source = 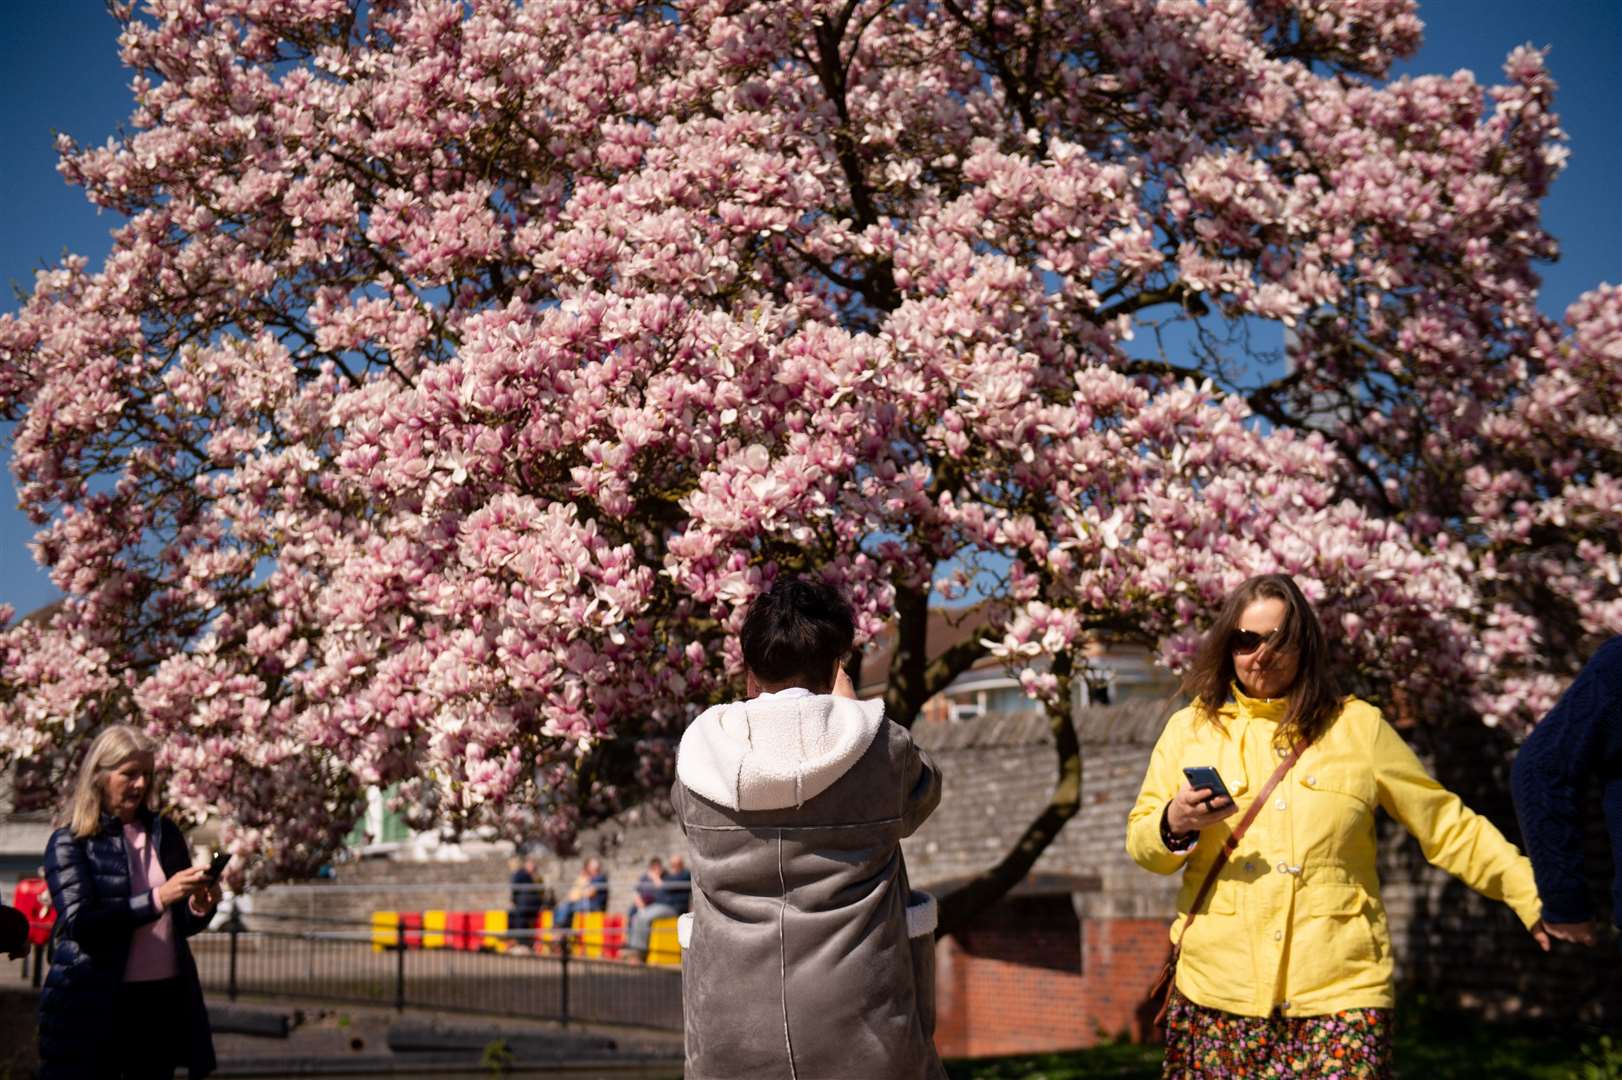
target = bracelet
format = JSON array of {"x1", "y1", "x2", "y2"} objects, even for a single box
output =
[{"x1": 1160, "y1": 804, "x2": 1197, "y2": 852}]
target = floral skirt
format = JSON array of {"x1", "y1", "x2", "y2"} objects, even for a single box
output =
[{"x1": 1163, "y1": 989, "x2": 1393, "y2": 1078}]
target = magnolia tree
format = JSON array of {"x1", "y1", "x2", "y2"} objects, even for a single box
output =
[{"x1": 1, "y1": 0, "x2": 1618, "y2": 930}]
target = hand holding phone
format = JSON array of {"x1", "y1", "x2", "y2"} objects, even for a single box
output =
[
  {"x1": 204, "y1": 851, "x2": 232, "y2": 882},
  {"x1": 1168, "y1": 766, "x2": 1239, "y2": 835}
]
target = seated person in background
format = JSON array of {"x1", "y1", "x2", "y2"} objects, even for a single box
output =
[
  {"x1": 659, "y1": 853, "x2": 691, "y2": 917},
  {"x1": 550, "y1": 856, "x2": 608, "y2": 939},
  {"x1": 629, "y1": 856, "x2": 663, "y2": 917},
  {"x1": 627, "y1": 855, "x2": 675, "y2": 961}
]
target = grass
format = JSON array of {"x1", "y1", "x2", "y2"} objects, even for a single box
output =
[
  {"x1": 946, "y1": 1039, "x2": 1160, "y2": 1080},
  {"x1": 1393, "y1": 994, "x2": 1617, "y2": 1080},
  {"x1": 945, "y1": 996, "x2": 1620, "y2": 1079}
]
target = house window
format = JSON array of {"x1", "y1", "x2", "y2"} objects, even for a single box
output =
[
  {"x1": 983, "y1": 686, "x2": 1040, "y2": 715},
  {"x1": 345, "y1": 785, "x2": 412, "y2": 848},
  {"x1": 947, "y1": 693, "x2": 985, "y2": 722}
]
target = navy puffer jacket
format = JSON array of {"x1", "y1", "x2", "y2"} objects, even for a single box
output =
[{"x1": 39, "y1": 810, "x2": 216, "y2": 1079}]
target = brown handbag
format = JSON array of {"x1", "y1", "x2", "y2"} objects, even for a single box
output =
[{"x1": 1148, "y1": 740, "x2": 1306, "y2": 1029}]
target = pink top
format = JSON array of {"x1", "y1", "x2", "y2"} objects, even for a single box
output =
[{"x1": 122, "y1": 821, "x2": 178, "y2": 982}]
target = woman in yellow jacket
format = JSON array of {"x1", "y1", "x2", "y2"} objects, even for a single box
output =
[{"x1": 1129, "y1": 573, "x2": 1550, "y2": 1077}]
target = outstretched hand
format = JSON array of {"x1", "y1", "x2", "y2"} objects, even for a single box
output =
[
  {"x1": 1541, "y1": 920, "x2": 1597, "y2": 947},
  {"x1": 1529, "y1": 920, "x2": 1552, "y2": 952}
]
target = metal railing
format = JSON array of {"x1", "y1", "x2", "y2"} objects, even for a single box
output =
[{"x1": 192, "y1": 911, "x2": 683, "y2": 1031}]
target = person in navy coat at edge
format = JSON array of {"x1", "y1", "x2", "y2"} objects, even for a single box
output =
[
  {"x1": 1512, "y1": 635, "x2": 1622, "y2": 947},
  {"x1": 39, "y1": 724, "x2": 223, "y2": 1079}
]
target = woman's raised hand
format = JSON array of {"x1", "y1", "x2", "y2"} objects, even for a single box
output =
[
  {"x1": 156, "y1": 866, "x2": 210, "y2": 909},
  {"x1": 1166, "y1": 782, "x2": 1239, "y2": 836}
]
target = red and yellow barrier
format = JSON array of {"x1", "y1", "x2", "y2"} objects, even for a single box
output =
[
  {"x1": 368, "y1": 906, "x2": 674, "y2": 964},
  {"x1": 422, "y1": 909, "x2": 448, "y2": 950},
  {"x1": 371, "y1": 911, "x2": 400, "y2": 951},
  {"x1": 482, "y1": 910, "x2": 508, "y2": 952},
  {"x1": 647, "y1": 916, "x2": 681, "y2": 966}
]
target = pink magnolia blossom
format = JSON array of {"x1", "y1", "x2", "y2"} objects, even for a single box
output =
[{"x1": 0, "y1": 0, "x2": 1616, "y2": 881}]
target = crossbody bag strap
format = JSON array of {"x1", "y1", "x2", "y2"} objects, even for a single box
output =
[{"x1": 1176, "y1": 739, "x2": 1306, "y2": 947}]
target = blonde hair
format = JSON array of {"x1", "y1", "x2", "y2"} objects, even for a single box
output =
[{"x1": 64, "y1": 725, "x2": 159, "y2": 839}]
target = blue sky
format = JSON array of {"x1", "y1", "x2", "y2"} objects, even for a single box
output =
[{"x1": 1, "y1": 1, "x2": 1618, "y2": 618}]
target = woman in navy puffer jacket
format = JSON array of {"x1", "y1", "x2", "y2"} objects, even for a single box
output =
[{"x1": 40, "y1": 725, "x2": 221, "y2": 1079}]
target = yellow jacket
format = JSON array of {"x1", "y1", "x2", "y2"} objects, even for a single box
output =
[{"x1": 1127, "y1": 687, "x2": 1541, "y2": 1017}]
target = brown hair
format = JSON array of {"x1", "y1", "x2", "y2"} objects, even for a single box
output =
[
  {"x1": 62, "y1": 725, "x2": 159, "y2": 839},
  {"x1": 1180, "y1": 573, "x2": 1344, "y2": 747}
]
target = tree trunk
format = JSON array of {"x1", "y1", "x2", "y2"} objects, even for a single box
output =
[
  {"x1": 877, "y1": 589, "x2": 1088, "y2": 937},
  {"x1": 934, "y1": 652, "x2": 1082, "y2": 938}
]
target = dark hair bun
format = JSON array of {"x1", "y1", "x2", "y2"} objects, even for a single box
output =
[{"x1": 740, "y1": 577, "x2": 856, "y2": 692}]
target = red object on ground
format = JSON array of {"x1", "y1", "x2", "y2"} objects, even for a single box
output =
[
  {"x1": 13, "y1": 877, "x2": 54, "y2": 947},
  {"x1": 399, "y1": 910, "x2": 423, "y2": 949}
]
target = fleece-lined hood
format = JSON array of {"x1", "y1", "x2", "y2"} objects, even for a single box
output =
[{"x1": 676, "y1": 693, "x2": 887, "y2": 811}]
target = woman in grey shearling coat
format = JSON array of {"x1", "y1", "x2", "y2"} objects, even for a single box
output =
[{"x1": 673, "y1": 689, "x2": 944, "y2": 1080}]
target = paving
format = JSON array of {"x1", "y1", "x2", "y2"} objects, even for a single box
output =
[{"x1": 209, "y1": 998, "x2": 684, "y2": 1077}]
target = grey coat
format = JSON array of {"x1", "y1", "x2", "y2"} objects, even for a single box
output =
[{"x1": 673, "y1": 692, "x2": 945, "y2": 1080}]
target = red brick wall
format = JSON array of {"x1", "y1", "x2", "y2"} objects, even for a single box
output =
[
  {"x1": 954, "y1": 894, "x2": 1082, "y2": 972},
  {"x1": 934, "y1": 929, "x2": 1090, "y2": 1059},
  {"x1": 1080, "y1": 917, "x2": 1172, "y2": 1044},
  {"x1": 931, "y1": 900, "x2": 1172, "y2": 1059}
]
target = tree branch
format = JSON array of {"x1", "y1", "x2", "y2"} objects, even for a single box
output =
[
  {"x1": 1092, "y1": 282, "x2": 1207, "y2": 324},
  {"x1": 810, "y1": 11, "x2": 901, "y2": 312},
  {"x1": 938, "y1": 0, "x2": 1045, "y2": 153},
  {"x1": 921, "y1": 634, "x2": 989, "y2": 703},
  {"x1": 1243, "y1": 366, "x2": 1400, "y2": 517}
]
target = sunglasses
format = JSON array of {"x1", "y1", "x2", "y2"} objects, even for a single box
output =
[{"x1": 1229, "y1": 628, "x2": 1286, "y2": 656}]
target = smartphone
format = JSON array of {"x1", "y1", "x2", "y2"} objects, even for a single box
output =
[
  {"x1": 204, "y1": 851, "x2": 232, "y2": 881},
  {"x1": 1181, "y1": 766, "x2": 1233, "y2": 803}
]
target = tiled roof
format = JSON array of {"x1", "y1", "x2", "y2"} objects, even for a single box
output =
[{"x1": 911, "y1": 695, "x2": 1179, "y2": 752}]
